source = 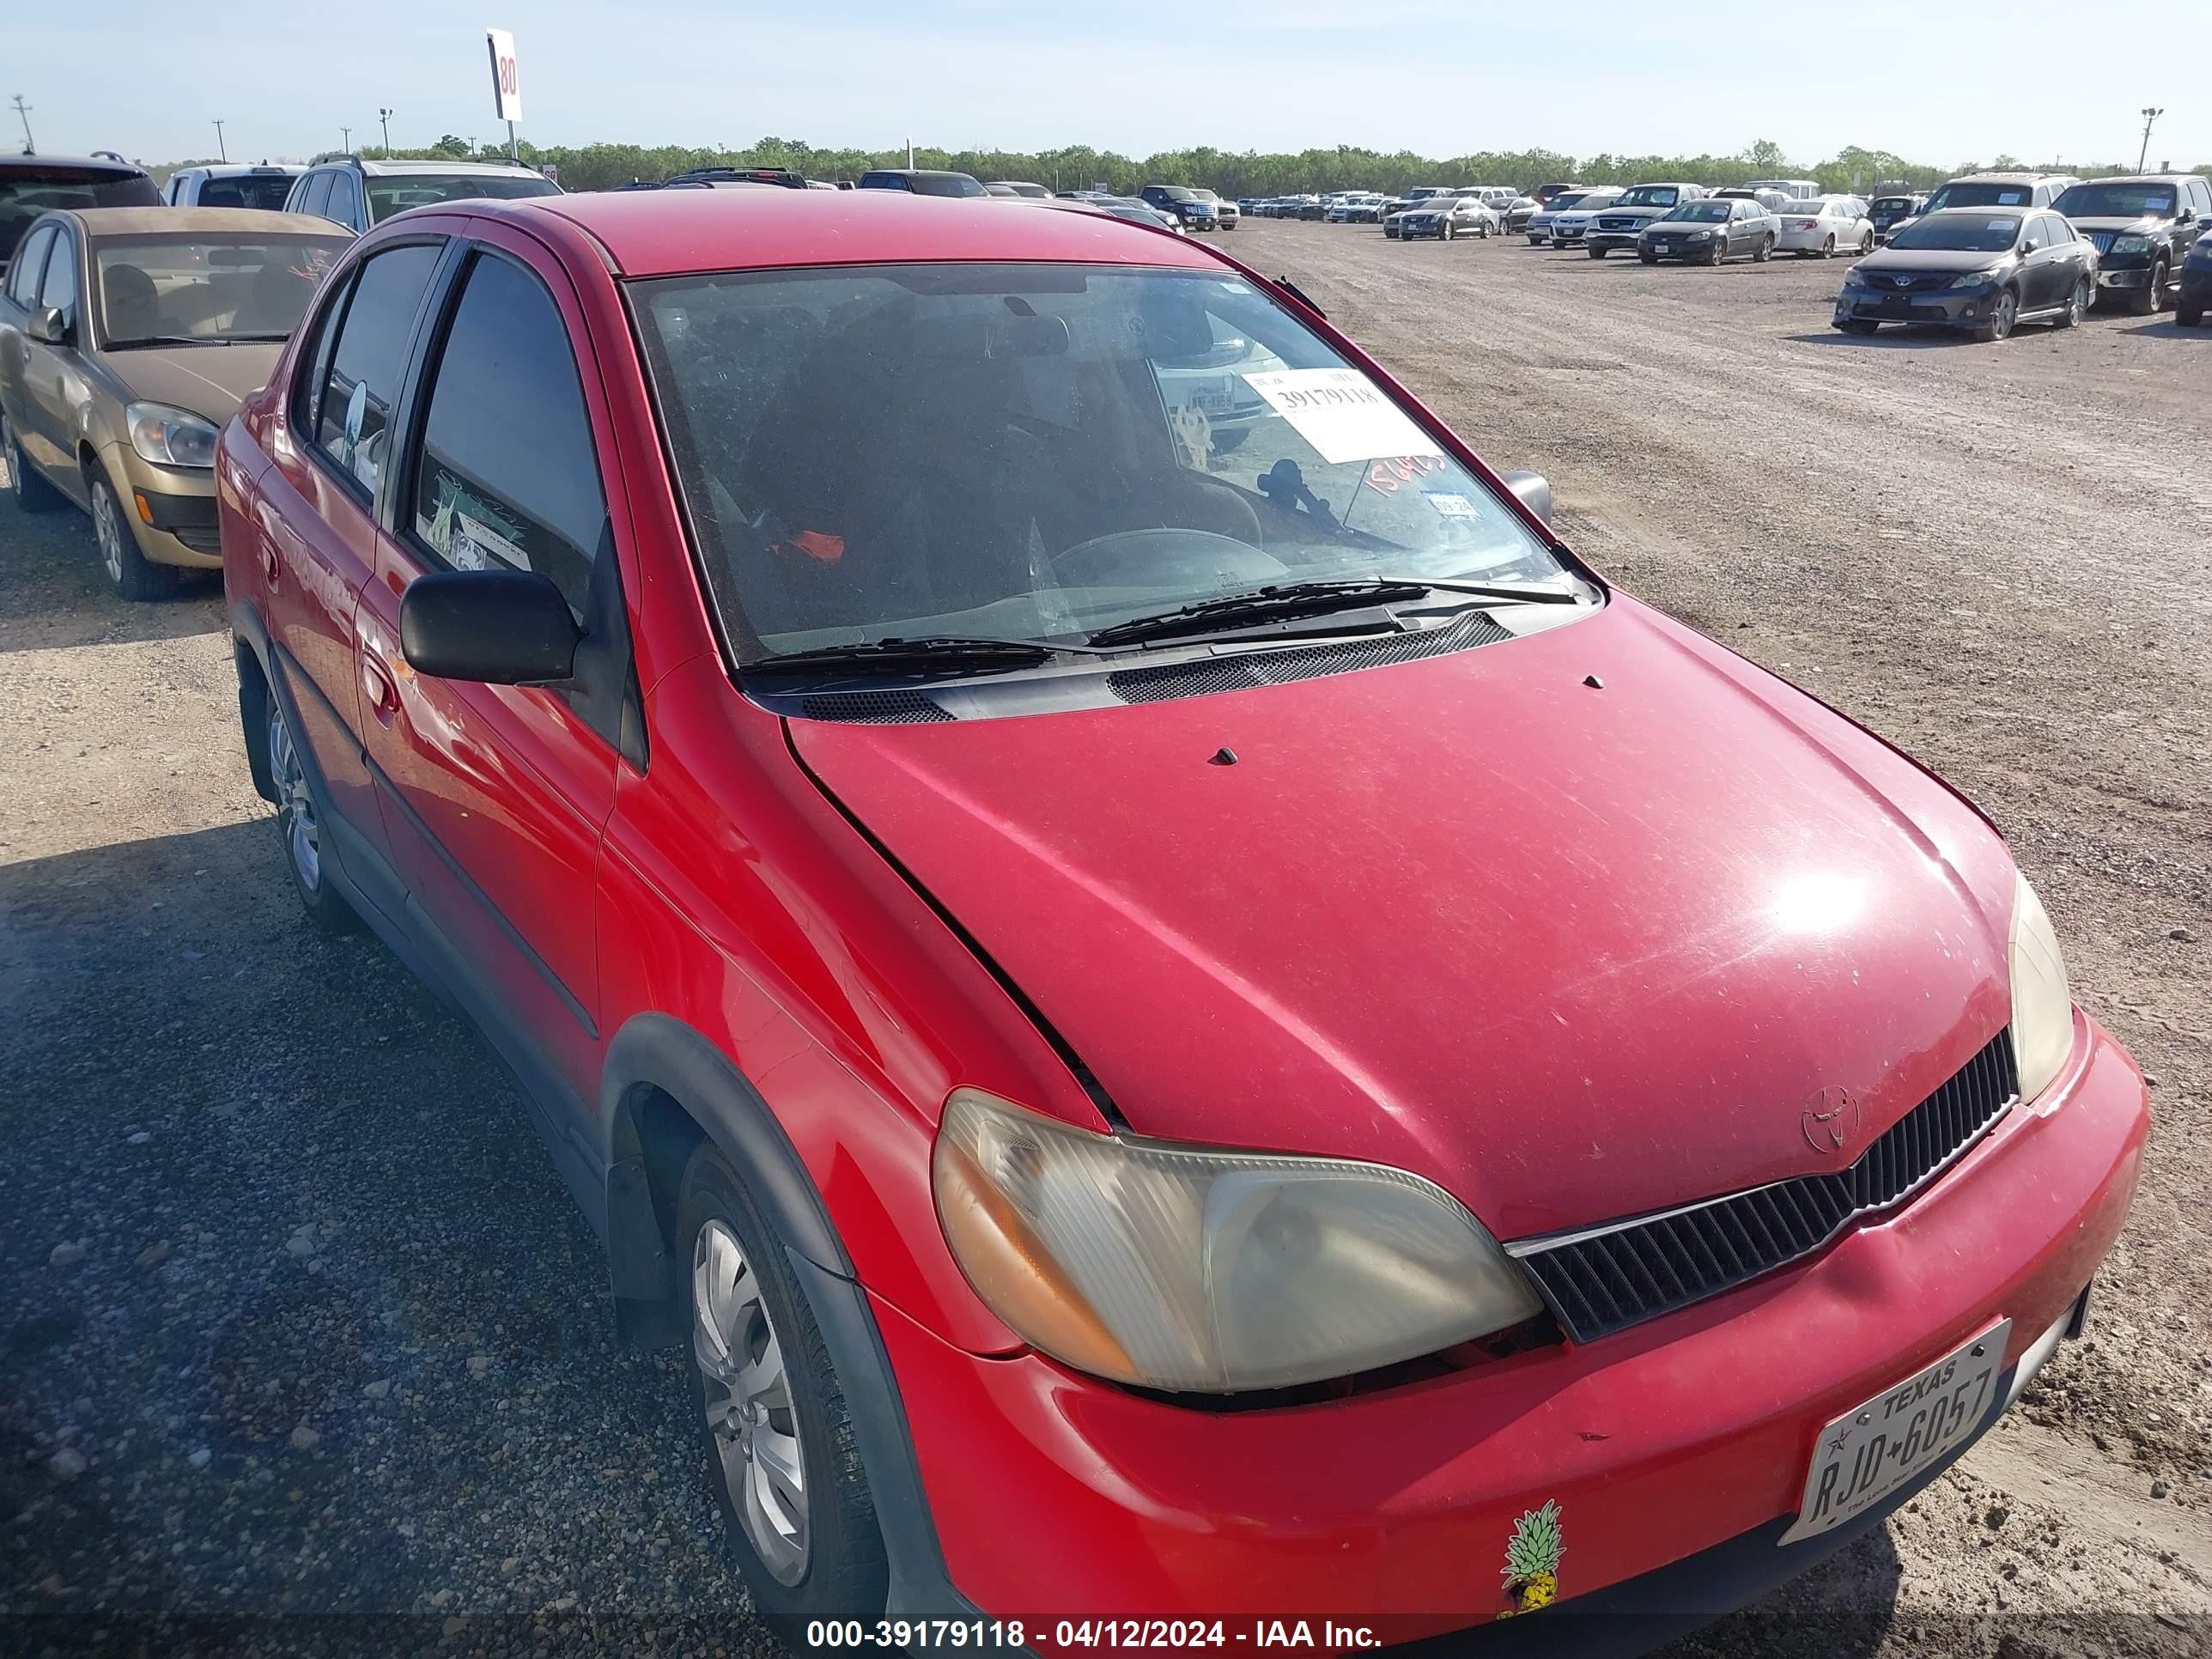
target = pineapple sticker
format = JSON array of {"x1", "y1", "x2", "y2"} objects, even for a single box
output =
[{"x1": 1498, "y1": 1500, "x2": 1565, "y2": 1618}]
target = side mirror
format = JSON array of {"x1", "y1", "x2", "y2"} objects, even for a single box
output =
[
  {"x1": 1501, "y1": 469, "x2": 1553, "y2": 526},
  {"x1": 2021, "y1": 237, "x2": 2040, "y2": 253},
  {"x1": 27, "y1": 306, "x2": 67, "y2": 345},
  {"x1": 399, "y1": 568, "x2": 580, "y2": 684}
]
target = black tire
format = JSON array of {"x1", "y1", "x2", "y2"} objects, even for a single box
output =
[
  {"x1": 1837, "y1": 318, "x2": 1881, "y2": 335},
  {"x1": 1972, "y1": 286, "x2": 2020, "y2": 343},
  {"x1": 2179, "y1": 301, "x2": 2203, "y2": 327},
  {"x1": 1639, "y1": 250, "x2": 1658, "y2": 264},
  {"x1": 1707, "y1": 234, "x2": 1727, "y2": 267},
  {"x1": 259, "y1": 675, "x2": 359, "y2": 933},
  {"x1": 1820, "y1": 234, "x2": 1836, "y2": 259},
  {"x1": 1755, "y1": 234, "x2": 1775, "y2": 263},
  {"x1": 680, "y1": 1140, "x2": 888, "y2": 1644},
  {"x1": 88, "y1": 470, "x2": 179, "y2": 601},
  {"x1": 1588, "y1": 245, "x2": 1607, "y2": 259},
  {"x1": 4, "y1": 416, "x2": 66, "y2": 513},
  {"x1": 2130, "y1": 260, "x2": 2169, "y2": 317},
  {"x1": 2057, "y1": 275, "x2": 2090, "y2": 330}
]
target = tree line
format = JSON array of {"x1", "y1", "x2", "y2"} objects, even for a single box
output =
[{"x1": 150, "y1": 136, "x2": 2208, "y2": 197}]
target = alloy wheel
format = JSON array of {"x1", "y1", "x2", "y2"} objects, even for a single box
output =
[
  {"x1": 91, "y1": 479, "x2": 127, "y2": 586},
  {"x1": 2150, "y1": 262, "x2": 2170, "y2": 312},
  {"x1": 2066, "y1": 277, "x2": 2090, "y2": 327},
  {"x1": 693, "y1": 1218, "x2": 810, "y2": 1585},
  {"x1": 266, "y1": 696, "x2": 322, "y2": 892},
  {"x1": 1989, "y1": 289, "x2": 2018, "y2": 340}
]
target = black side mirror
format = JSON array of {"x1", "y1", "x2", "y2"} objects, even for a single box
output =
[
  {"x1": 400, "y1": 568, "x2": 580, "y2": 684},
  {"x1": 27, "y1": 306, "x2": 67, "y2": 345},
  {"x1": 1502, "y1": 469, "x2": 1553, "y2": 526}
]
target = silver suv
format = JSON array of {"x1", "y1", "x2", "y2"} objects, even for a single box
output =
[{"x1": 281, "y1": 156, "x2": 562, "y2": 235}]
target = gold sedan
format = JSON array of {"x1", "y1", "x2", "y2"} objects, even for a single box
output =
[{"x1": 0, "y1": 206, "x2": 346, "y2": 599}]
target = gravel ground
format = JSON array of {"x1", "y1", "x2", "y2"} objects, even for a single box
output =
[{"x1": 3, "y1": 223, "x2": 2209, "y2": 1657}]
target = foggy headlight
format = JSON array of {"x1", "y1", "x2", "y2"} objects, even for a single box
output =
[
  {"x1": 1948, "y1": 269, "x2": 2000, "y2": 289},
  {"x1": 933, "y1": 1089, "x2": 1544, "y2": 1392},
  {"x1": 2109, "y1": 234, "x2": 2149, "y2": 254},
  {"x1": 2008, "y1": 872, "x2": 2075, "y2": 1108},
  {"x1": 126, "y1": 404, "x2": 220, "y2": 469},
  {"x1": 1686, "y1": 230, "x2": 1712, "y2": 240}
]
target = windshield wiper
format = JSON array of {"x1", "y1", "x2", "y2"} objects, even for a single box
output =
[
  {"x1": 1087, "y1": 577, "x2": 1578, "y2": 648},
  {"x1": 744, "y1": 635, "x2": 1055, "y2": 677},
  {"x1": 106, "y1": 334, "x2": 228, "y2": 349}
]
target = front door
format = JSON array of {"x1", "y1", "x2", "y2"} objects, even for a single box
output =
[
  {"x1": 353, "y1": 235, "x2": 629, "y2": 1125},
  {"x1": 19, "y1": 223, "x2": 84, "y2": 479}
]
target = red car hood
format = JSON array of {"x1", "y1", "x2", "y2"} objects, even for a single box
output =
[{"x1": 791, "y1": 597, "x2": 2018, "y2": 1239}]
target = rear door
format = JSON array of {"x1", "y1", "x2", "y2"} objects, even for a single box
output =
[
  {"x1": 255, "y1": 234, "x2": 449, "y2": 912},
  {"x1": 19, "y1": 222, "x2": 84, "y2": 480},
  {"x1": 353, "y1": 227, "x2": 634, "y2": 1123},
  {"x1": 0, "y1": 222, "x2": 58, "y2": 452}
]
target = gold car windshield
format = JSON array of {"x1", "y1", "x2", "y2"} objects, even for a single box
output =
[{"x1": 94, "y1": 234, "x2": 348, "y2": 348}]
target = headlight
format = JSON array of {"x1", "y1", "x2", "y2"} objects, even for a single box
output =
[
  {"x1": 2008, "y1": 872, "x2": 2074, "y2": 1108},
  {"x1": 125, "y1": 403, "x2": 220, "y2": 469},
  {"x1": 933, "y1": 1089, "x2": 1544, "y2": 1392},
  {"x1": 1948, "y1": 269, "x2": 2000, "y2": 289},
  {"x1": 1687, "y1": 230, "x2": 1711, "y2": 240},
  {"x1": 2110, "y1": 234, "x2": 2149, "y2": 254}
]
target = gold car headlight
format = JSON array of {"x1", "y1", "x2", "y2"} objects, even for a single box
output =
[
  {"x1": 126, "y1": 403, "x2": 221, "y2": 470},
  {"x1": 933, "y1": 1089, "x2": 1543, "y2": 1393},
  {"x1": 2008, "y1": 872, "x2": 2075, "y2": 1108}
]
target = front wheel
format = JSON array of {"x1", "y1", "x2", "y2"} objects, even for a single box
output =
[
  {"x1": 1755, "y1": 234, "x2": 1775, "y2": 263},
  {"x1": 2057, "y1": 275, "x2": 2090, "y2": 328},
  {"x1": 2179, "y1": 299, "x2": 2204, "y2": 327},
  {"x1": 1820, "y1": 234, "x2": 1836, "y2": 259},
  {"x1": 1860, "y1": 231, "x2": 1874, "y2": 253},
  {"x1": 89, "y1": 472, "x2": 179, "y2": 601},
  {"x1": 1837, "y1": 318, "x2": 1881, "y2": 335},
  {"x1": 1972, "y1": 286, "x2": 2019, "y2": 343},
  {"x1": 682, "y1": 1141, "x2": 889, "y2": 1645},
  {"x1": 1589, "y1": 245, "x2": 1607, "y2": 259},
  {"x1": 264, "y1": 681, "x2": 357, "y2": 931},
  {"x1": 1707, "y1": 234, "x2": 1726, "y2": 266},
  {"x1": 1441, "y1": 221, "x2": 1455, "y2": 241},
  {"x1": 2130, "y1": 260, "x2": 2170, "y2": 316},
  {"x1": 1639, "y1": 250, "x2": 1659, "y2": 264}
]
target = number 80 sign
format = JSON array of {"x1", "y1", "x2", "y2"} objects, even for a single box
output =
[{"x1": 486, "y1": 27, "x2": 523, "y2": 122}]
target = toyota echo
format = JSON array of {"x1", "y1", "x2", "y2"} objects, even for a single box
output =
[{"x1": 216, "y1": 187, "x2": 2146, "y2": 1653}]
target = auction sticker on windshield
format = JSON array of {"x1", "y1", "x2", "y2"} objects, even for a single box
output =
[
  {"x1": 1779, "y1": 1319, "x2": 2010, "y2": 1546},
  {"x1": 1240, "y1": 368, "x2": 1443, "y2": 465}
]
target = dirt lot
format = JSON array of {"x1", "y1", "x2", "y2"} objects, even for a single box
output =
[{"x1": 3, "y1": 222, "x2": 2208, "y2": 1657}]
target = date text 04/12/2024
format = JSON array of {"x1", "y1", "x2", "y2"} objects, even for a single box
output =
[{"x1": 804, "y1": 1621, "x2": 1386, "y2": 1650}]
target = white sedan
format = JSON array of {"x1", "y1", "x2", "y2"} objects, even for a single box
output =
[{"x1": 1777, "y1": 196, "x2": 1874, "y2": 258}]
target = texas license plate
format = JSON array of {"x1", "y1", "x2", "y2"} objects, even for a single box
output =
[{"x1": 1780, "y1": 1319, "x2": 2009, "y2": 1546}]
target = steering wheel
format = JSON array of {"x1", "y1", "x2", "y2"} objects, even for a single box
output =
[{"x1": 1049, "y1": 528, "x2": 1286, "y2": 589}]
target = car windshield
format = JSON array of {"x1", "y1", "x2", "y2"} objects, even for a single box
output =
[
  {"x1": 93, "y1": 233, "x2": 348, "y2": 345},
  {"x1": 1156, "y1": 187, "x2": 1196, "y2": 202},
  {"x1": 0, "y1": 167, "x2": 161, "y2": 263},
  {"x1": 1886, "y1": 214, "x2": 2021, "y2": 252},
  {"x1": 2051, "y1": 182, "x2": 2177, "y2": 218},
  {"x1": 1662, "y1": 203, "x2": 1732, "y2": 223},
  {"x1": 1614, "y1": 186, "x2": 1680, "y2": 209},
  {"x1": 1540, "y1": 194, "x2": 1586, "y2": 212},
  {"x1": 366, "y1": 173, "x2": 560, "y2": 222},
  {"x1": 1873, "y1": 198, "x2": 1914, "y2": 213},
  {"x1": 196, "y1": 173, "x2": 296, "y2": 210},
  {"x1": 1923, "y1": 181, "x2": 2033, "y2": 211},
  {"x1": 633, "y1": 262, "x2": 1572, "y2": 660}
]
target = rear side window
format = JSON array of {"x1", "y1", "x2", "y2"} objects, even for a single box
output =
[
  {"x1": 39, "y1": 233, "x2": 77, "y2": 329},
  {"x1": 2189, "y1": 179, "x2": 2212, "y2": 216},
  {"x1": 7, "y1": 223, "x2": 54, "y2": 304},
  {"x1": 295, "y1": 172, "x2": 333, "y2": 221},
  {"x1": 328, "y1": 172, "x2": 365, "y2": 230},
  {"x1": 408, "y1": 252, "x2": 606, "y2": 617},
  {"x1": 313, "y1": 242, "x2": 441, "y2": 495}
]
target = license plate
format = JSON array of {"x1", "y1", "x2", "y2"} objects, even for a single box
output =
[
  {"x1": 1191, "y1": 380, "x2": 1233, "y2": 414},
  {"x1": 1780, "y1": 1319, "x2": 2009, "y2": 1546}
]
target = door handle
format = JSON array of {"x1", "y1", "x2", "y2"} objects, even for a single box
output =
[
  {"x1": 260, "y1": 536, "x2": 282, "y2": 588},
  {"x1": 362, "y1": 652, "x2": 400, "y2": 722}
]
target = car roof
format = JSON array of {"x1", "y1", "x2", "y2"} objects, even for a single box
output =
[
  {"x1": 347, "y1": 158, "x2": 547, "y2": 178},
  {"x1": 2072, "y1": 173, "x2": 2194, "y2": 186},
  {"x1": 1921, "y1": 205, "x2": 2026, "y2": 217},
  {"x1": 1945, "y1": 171, "x2": 2065, "y2": 183},
  {"x1": 62, "y1": 206, "x2": 351, "y2": 237},
  {"x1": 0, "y1": 152, "x2": 147, "y2": 177},
  {"x1": 184, "y1": 163, "x2": 303, "y2": 176},
  {"x1": 489, "y1": 189, "x2": 1223, "y2": 279}
]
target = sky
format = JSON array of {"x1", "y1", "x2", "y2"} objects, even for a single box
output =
[{"x1": 12, "y1": 1, "x2": 2210, "y2": 172}]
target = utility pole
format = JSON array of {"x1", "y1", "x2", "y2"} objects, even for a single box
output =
[
  {"x1": 212, "y1": 119, "x2": 227, "y2": 162},
  {"x1": 341, "y1": 125, "x2": 351, "y2": 154},
  {"x1": 9, "y1": 94, "x2": 31, "y2": 155},
  {"x1": 907, "y1": 137, "x2": 915, "y2": 169},
  {"x1": 2137, "y1": 108, "x2": 2163, "y2": 174},
  {"x1": 379, "y1": 106, "x2": 394, "y2": 155}
]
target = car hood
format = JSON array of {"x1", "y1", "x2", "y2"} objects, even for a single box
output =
[
  {"x1": 790, "y1": 597, "x2": 2018, "y2": 1241},
  {"x1": 1591, "y1": 204, "x2": 1671, "y2": 221},
  {"x1": 1644, "y1": 220, "x2": 1723, "y2": 233},
  {"x1": 1853, "y1": 247, "x2": 2014, "y2": 275},
  {"x1": 2063, "y1": 215, "x2": 2167, "y2": 235},
  {"x1": 102, "y1": 343, "x2": 282, "y2": 422}
]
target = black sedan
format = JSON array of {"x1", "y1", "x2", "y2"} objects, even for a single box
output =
[
  {"x1": 1638, "y1": 199, "x2": 1778, "y2": 264},
  {"x1": 1832, "y1": 207, "x2": 2097, "y2": 342}
]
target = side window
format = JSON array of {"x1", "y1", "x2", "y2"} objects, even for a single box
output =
[
  {"x1": 328, "y1": 172, "x2": 363, "y2": 230},
  {"x1": 289, "y1": 270, "x2": 351, "y2": 437},
  {"x1": 313, "y1": 242, "x2": 441, "y2": 496},
  {"x1": 2189, "y1": 179, "x2": 2212, "y2": 216},
  {"x1": 408, "y1": 252, "x2": 607, "y2": 618},
  {"x1": 39, "y1": 233, "x2": 78, "y2": 331},
  {"x1": 298, "y1": 172, "x2": 333, "y2": 221},
  {"x1": 7, "y1": 225, "x2": 54, "y2": 306}
]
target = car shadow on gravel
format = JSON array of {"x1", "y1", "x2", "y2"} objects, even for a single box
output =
[
  {"x1": 1784, "y1": 330, "x2": 1972, "y2": 350},
  {"x1": 2118, "y1": 320, "x2": 2212, "y2": 342}
]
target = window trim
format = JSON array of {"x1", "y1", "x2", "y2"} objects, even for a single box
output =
[
  {"x1": 391, "y1": 243, "x2": 610, "y2": 610},
  {"x1": 290, "y1": 234, "x2": 453, "y2": 516},
  {"x1": 38, "y1": 225, "x2": 81, "y2": 330}
]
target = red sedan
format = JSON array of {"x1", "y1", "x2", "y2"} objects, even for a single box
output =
[{"x1": 217, "y1": 188, "x2": 2146, "y2": 1648}]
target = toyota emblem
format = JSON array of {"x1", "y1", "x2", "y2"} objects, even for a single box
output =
[{"x1": 1802, "y1": 1087, "x2": 1863, "y2": 1156}]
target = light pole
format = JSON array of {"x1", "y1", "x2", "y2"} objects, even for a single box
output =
[
  {"x1": 341, "y1": 125, "x2": 351, "y2": 154},
  {"x1": 212, "y1": 118, "x2": 227, "y2": 162},
  {"x1": 9, "y1": 94, "x2": 32, "y2": 155},
  {"x1": 2137, "y1": 108, "x2": 2163, "y2": 174},
  {"x1": 379, "y1": 107, "x2": 394, "y2": 155}
]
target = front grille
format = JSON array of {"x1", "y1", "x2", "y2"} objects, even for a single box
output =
[
  {"x1": 2088, "y1": 232, "x2": 2115, "y2": 253},
  {"x1": 1107, "y1": 612, "x2": 1511, "y2": 705},
  {"x1": 1512, "y1": 1033, "x2": 2020, "y2": 1344},
  {"x1": 1596, "y1": 216, "x2": 1639, "y2": 232}
]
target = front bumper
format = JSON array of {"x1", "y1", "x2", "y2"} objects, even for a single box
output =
[
  {"x1": 1550, "y1": 225, "x2": 1589, "y2": 244},
  {"x1": 1640, "y1": 236, "x2": 1717, "y2": 260},
  {"x1": 881, "y1": 1015, "x2": 2146, "y2": 1636},
  {"x1": 1834, "y1": 280, "x2": 2001, "y2": 328},
  {"x1": 1586, "y1": 231, "x2": 1644, "y2": 252},
  {"x1": 109, "y1": 447, "x2": 222, "y2": 568},
  {"x1": 2095, "y1": 263, "x2": 2151, "y2": 289}
]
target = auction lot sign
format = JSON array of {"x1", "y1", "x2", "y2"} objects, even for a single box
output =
[{"x1": 486, "y1": 27, "x2": 522, "y2": 122}]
